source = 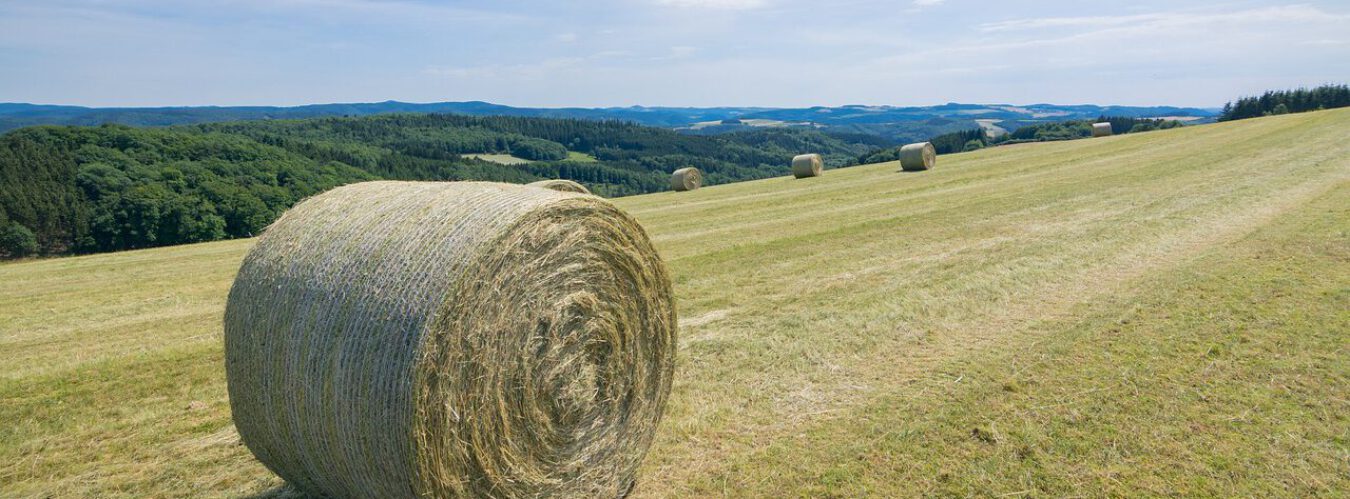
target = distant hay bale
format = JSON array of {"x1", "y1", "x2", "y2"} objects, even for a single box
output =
[
  {"x1": 528, "y1": 178, "x2": 591, "y2": 194},
  {"x1": 898, "y1": 142, "x2": 936, "y2": 171},
  {"x1": 670, "y1": 167, "x2": 702, "y2": 192},
  {"x1": 224, "y1": 181, "x2": 676, "y2": 498},
  {"x1": 1092, "y1": 122, "x2": 1113, "y2": 137},
  {"x1": 791, "y1": 153, "x2": 823, "y2": 178}
]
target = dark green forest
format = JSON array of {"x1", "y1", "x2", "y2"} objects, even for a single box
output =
[
  {"x1": 0, "y1": 114, "x2": 882, "y2": 257},
  {"x1": 1218, "y1": 84, "x2": 1350, "y2": 121}
]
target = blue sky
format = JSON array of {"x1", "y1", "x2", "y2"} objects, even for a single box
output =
[{"x1": 1, "y1": 0, "x2": 1347, "y2": 108}]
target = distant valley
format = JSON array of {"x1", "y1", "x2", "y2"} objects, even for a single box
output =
[{"x1": 0, "y1": 100, "x2": 1219, "y2": 143}]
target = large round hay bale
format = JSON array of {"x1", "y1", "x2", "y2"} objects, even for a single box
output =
[
  {"x1": 1092, "y1": 122, "x2": 1113, "y2": 137},
  {"x1": 670, "y1": 167, "x2": 702, "y2": 192},
  {"x1": 528, "y1": 178, "x2": 591, "y2": 194},
  {"x1": 898, "y1": 142, "x2": 936, "y2": 171},
  {"x1": 224, "y1": 181, "x2": 676, "y2": 498},
  {"x1": 791, "y1": 153, "x2": 823, "y2": 178}
]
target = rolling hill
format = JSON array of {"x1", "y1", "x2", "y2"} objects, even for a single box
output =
[
  {"x1": 0, "y1": 100, "x2": 1219, "y2": 142},
  {"x1": 0, "y1": 108, "x2": 1345, "y2": 496}
]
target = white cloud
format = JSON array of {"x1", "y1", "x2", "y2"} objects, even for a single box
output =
[
  {"x1": 1300, "y1": 39, "x2": 1347, "y2": 46},
  {"x1": 933, "y1": 64, "x2": 1011, "y2": 75},
  {"x1": 902, "y1": 4, "x2": 1350, "y2": 64},
  {"x1": 978, "y1": 14, "x2": 1163, "y2": 32},
  {"x1": 668, "y1": 46, "x2": 697, "y2": 58},
  {"x1": 912, "y1": 0, "x2": 946, "y2": 6},
  {"x1": 423, "y1": 50, "x2": 638, "y2": 82},
  {"x1": 592, "y1": 50, "x2": 634, "y2": 59},
  {"x1": 424, "y1": 57, "x2": 587, "y2": 80},
  {"x1": 979, "y1": 5, "x2": 1349, "y2": 33},
  {"x1": 844, "y1": 3, "x2": 1349, "y2": 106},
  {"x1": 654, "y1": 0, "x2": 768, "y2": 10}
]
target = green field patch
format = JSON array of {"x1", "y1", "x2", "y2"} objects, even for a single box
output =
[
  {"x1": 567, "y1": 151, "x2": 598, "y2": 162},
  {"x1": 461, "y1": 153, "x2": 533, "y2": 165}
]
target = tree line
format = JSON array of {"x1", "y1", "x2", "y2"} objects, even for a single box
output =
[{"x1": 1218, "y1": 84, "x2": 1350, "y2": 121}]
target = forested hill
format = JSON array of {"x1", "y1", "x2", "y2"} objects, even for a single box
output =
[
  {"x1": 1218, "y1": 84, "x2": 1350, "y2": 121},
  {"x1": 0, "y1": 101, "x2": 762, "y2": 132},
  {"x1": 0, "y1": 101, "x2": 1219, "y2": 141},
  {"x1": 0, "y1": 114, "x2": 885, "y2": 258}
]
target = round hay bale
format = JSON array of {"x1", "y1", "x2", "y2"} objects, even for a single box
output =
[
  {"x1": 527, "y1": 178, "x2": 591, "y2": 194},
  {"x1": 1092, "y1": 122, "x2": 1113, "y2": 137},
  {"x1": 670, "y1": 167, "x2": 702, "y2": 192},
  {"x1": 898, "y1": 142, "x2": 936, "y2": 171},
  {"x1": 791, "y1": 153, "x2": 823, "y2": 178},
  {"x1": 224, "y1": 181, "x2": 676, "y2": 498}
]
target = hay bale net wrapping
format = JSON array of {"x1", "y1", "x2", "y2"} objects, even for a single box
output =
[
  {"x1": 1092, "y1": 122, "x2": 1113, "y2": 137},
  {"x1": 527, "y1": 178, "x2": 591, "y2": 194},
  {"x1": 224, "y1": 181, "x2": 676, "y2": 498},
  {"x1": 670, "y1": 167, "x2": 702, "y2": 191},
  {"x1": 899, "y1": 142, "x2": 936, "y2": 171},
  {"x1": 791, "y1": 153, "x2": 823, "y2": 178}
]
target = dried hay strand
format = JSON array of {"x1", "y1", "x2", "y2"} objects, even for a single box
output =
[
  {"x1": 527, "y1": 178, "x2": 591, "y2": 194},
  {"x1": 224, "y1": 181, "x2": 676, "y2": 498},
  {"x1": 898, "y1": 142, "x2": 936, "y2": 171},
  {"x1": 1092, "y1": 122, "x2": 1113, "y2": 137},
  {"x1": 670, "y1": 167, "x2": 702, "y2": 192},
  {"x1": 791, "y1": 153, "x2": 823, "y2": 178}
]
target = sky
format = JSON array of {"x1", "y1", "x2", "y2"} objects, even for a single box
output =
[{"x1": 1, "y1": 0, "x2": 1347, "y2": 108}]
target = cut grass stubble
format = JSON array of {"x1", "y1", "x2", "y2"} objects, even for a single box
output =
[{"x1": 1, "y1": 109, "x2": 1347, "y2": 497}]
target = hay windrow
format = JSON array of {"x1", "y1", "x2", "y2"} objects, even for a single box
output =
[
  {"x1": 528, "y1": 179, "x2": 591, "y2": 194},
  {"x1": 791, "y1": 153, "x2": 823, "y2": 178},
  {"x1": 670, "y1": 167, "x2": 702, "y2": 192},
  {"x1": 899, "y1": 142, "x2": 936, "y2": 171},
  {"x1": 224, "y1": 181, "x2": 676, "y2": 498},
  {"x1": 1092, "y1": 122, "x2": 1113, "y2": 137}
]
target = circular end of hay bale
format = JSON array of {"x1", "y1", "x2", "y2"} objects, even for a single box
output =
[
  {"x1": 791, "y1": 153, "x2": 823, "y2": 179},
  {"x1": 898, "y1": 142, "x2": 936, "y2": 171},
  {"x1": 527, "y1": 178, "x2": 591, "y2": 194},
  {"x1": 1092, "y1": 122, "x2": 1113, "y2": 137},
  {"x1": 224, "y1": 181, "x2": 675, "y2": 498},
  {"x1": 670, "y1": 167, "x2": 702, "y2": 192}
]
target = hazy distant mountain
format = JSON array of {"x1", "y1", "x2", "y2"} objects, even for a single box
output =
[
  {"x1": 0, "y1": 101, "x2": 770, "y2": 131},
  {"x1": 0, "y1": 100, "x2": 1219, "y2": 142}
]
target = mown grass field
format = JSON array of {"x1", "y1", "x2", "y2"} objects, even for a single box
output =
[
  {"x1": 2, "y1": 109, "x2": 1347, "y2": 497},
  {"x1": 459, "y1": 153, "x2": 534, "y2": 165},
  {"x1": 460, "y1": 151, "x2": 598, "y2": 165}
]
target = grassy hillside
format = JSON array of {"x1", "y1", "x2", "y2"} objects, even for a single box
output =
[{"x1": 1, "y1": 109, "x2": 1346, "y2": 497}]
